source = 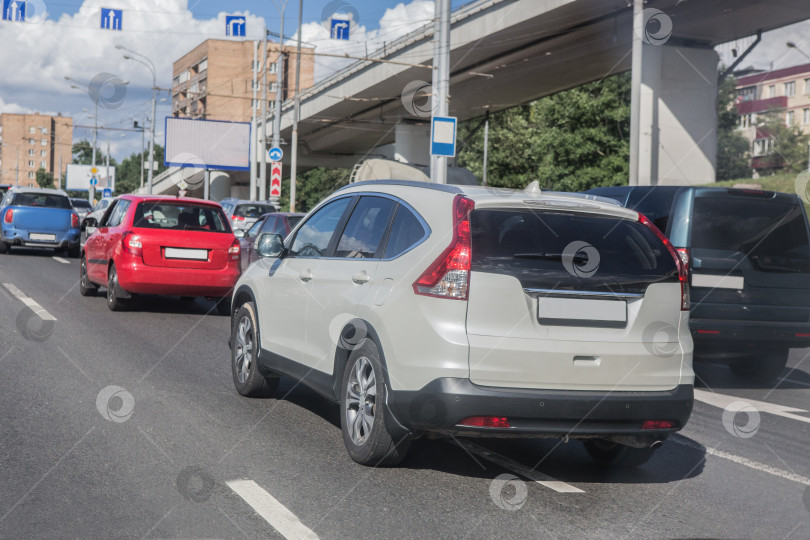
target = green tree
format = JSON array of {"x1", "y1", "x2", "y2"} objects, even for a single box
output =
[
  {"x1": 757, "y1": 111, "x2": 810, "y2": 173},
  {"x1": 458, "y1": 72, "x2": 631, "y2": 191},
  {"x1": 716, "y1": 76, "x2": 751, "y2": 179},
  {"x1": 279, "y1": 167, "x2": 350, "y2": 213},
  {"x1": 35, "y1": 168, "x2": 54, "y2": 189}
]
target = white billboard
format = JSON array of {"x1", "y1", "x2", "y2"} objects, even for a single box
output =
[
  {"x1": 164, "y1": 117, "x2": 251, "y2": 171},
  {"x1": 66, "y1": 164, "x2": 116, "y2": 192}
]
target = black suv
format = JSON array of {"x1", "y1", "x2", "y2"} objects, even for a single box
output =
[{"x1": 585, "y1": 185, "x2": 810, "y2": 382}]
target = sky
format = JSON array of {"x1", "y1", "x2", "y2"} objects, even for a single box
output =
[{"x1": 0, "y1": 0, "x2": 809, "y2": 163}]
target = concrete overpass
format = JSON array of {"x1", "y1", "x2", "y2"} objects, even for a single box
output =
[{"x1": 148, "y1": 0, "x2": 809, "y2": 198}]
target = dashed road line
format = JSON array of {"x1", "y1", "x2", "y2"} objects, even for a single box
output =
[
  {"x1": 2, "y1": 282, "x2": 56, "y2": 321},
  {"x1": 671, "y1": 435, "x2": 810, "y2": 486},
  {"x1": 52, "y1": 256, "x2": 70, "y2": 264},
  {"x1": 455, "y1": 440, "x2": 584, "y2": 493},
  {"x1": 226, "y1": 479, "x2": 319, "y2": 539},
  {"x1": 694, "y1": 389, "x2": 810, "y2": 426}
]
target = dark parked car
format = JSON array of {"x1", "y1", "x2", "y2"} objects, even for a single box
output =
[
  {"x1": 585, "y1": 185, "x2": 810, "y2": 381},
  {"x1": 235, "y1": 212, "x2": 304, "y2": 271}
]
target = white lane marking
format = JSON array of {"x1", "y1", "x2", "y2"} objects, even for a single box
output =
[
  {"x1": 456, "y1": 440, "x2": 584, "y2": 493},
  {"x1": 694, "y1": 389, "x2": 810, "y2": 426},
  {"x1": 671, "y1": 435, "x2": 810, "y2": 486},
  {"x1": 225, "y1": 479, "x2": 319, "y2": 540},
  {"x1": 2, "y1": 283, "x2": 57, "y2": 321},
  {"x1": 52, "y1": 256, "x2": 70, "y2": 264}
]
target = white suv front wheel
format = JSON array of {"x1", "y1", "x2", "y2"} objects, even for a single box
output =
[
  {"x1": 340, "y1": 340, "x2": 410, "y2": 466},
  {"x1": 231, "y1": 302, "x2": 279, "y2": 397}
]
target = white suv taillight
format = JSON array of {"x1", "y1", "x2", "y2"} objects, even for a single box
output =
[
  {"x1": 638, "y1": 213, "x2": 689, "y2": 311},
  {"x1": 413, "y1": 195, "x2": 474, "y2": 300}
]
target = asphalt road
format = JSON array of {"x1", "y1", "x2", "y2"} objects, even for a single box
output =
[{"x1": 1, "y1": 249, "x2": 809, "y2": 539}]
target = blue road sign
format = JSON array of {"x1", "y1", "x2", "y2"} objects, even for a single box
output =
[
  {"x1": 330, "y1": 18, "x2": 350, "y2": 40},
  {"x1": 89, "y1": 177, "x2": 98, "y2": 186},
  {"x1": 268, "y1": 146, "x2": 283, "y2": 162},
  {"x1": 102, "y1": 188, "x2": 112, "y2": 198},
  {"x1": 2, "y1": 0, "x2": 26, "y2": 21},
  {"x1": 225, "y1": 15, "x2": 246, "y2": 37},
  {"x1": 100, "y1": 8, "x2": 122, "y2": 30},
  {"x1": 431, "y1": 116, "x2": 457, "y2": 157}
]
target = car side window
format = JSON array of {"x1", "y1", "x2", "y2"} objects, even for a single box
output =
[
  {"x1": 259, "y1": 216, "x2": 277, "y2": 235},
  {"x1": 335, "y1": 196, "x2": 396, "y2": 259},
  {"x1": 290, "y1": 198, "x2": 352, "y2": 258},
  {"x1": 247, "y1": 218, "x2": 264, "y2": 238},
  {"x1": 383, "y1": 205, "x2": 427, "y2": 258},
  {"x1": 106, "y1": 200, "x2": 130, "y2": 227}
]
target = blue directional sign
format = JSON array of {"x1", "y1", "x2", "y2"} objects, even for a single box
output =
[
  {"x1": 102, "y1": 188, "x2": 112, "y2": 198},
  {"x1": 225, "y1": 15, "x2": 246, "y2": 37},
  {"x1": 330, "y1": 18, "x2": 350, "y2": 40},
  {"x1": 100, "y1": 8, "x2": 122, "y2": 31},
  {"x1": 89, "y1": 177, "x2": 98, "y2": 186},
  {"x1": 2, "y1": 0, "x2": 27, "y2": 21},
  {"x1": 431, "y1": 116, "x2": 457, "y2": 157},
  {"x1": 268, "y1": 146, "x2": 283, "y2": 162}
]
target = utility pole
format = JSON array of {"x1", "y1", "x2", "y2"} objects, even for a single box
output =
[
  {"x1": 259, "y1": 29, "x2": 269, "y2": 200},
  {"x1": 629, "y1": 0, "x2": 643, "y2": 186},
  {"x1": 271, "y1": 3, "x2": 286, "y2": 160},
  {"x1": 105, "y1": 136, "x2": 110, "y2": 192},
  {"x1": 290, "y1": 0, "x2": 303, "y2": 212},
  {"x1": 139, "y1": 119, "x2": 145, "y2": 190},
  {"x1": 250, "y1": 40, "x2": 259, "y2": 200},
  {"x1": 430, "y1": 0, "x2": 451, "y2": 184},
  {"x1": 91, "y1": 98, "x2": 98, "y2": 203}
]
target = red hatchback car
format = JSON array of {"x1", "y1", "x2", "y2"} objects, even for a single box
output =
[{"x1": 79, "y1": 195, "x2": 240, "y2": 312}]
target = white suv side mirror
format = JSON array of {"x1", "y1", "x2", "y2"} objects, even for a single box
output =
[{"x1": 256, "y1": 233, "x2": 284, "y2": 258}]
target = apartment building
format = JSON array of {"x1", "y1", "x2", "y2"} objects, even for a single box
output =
[
  {"x1": 171, "y1": 39, "x2": 315, "y2": 123},
  {"x1": 735, "y1": 63, "x2": 810, "y2": 167},
  {"x1": 0, "y1": 113, "x2": 73, "y2": 187}
]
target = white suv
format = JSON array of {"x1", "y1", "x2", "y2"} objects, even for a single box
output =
[{"x1": 228, "y1": 181, "x2": 694, "y2": 467}]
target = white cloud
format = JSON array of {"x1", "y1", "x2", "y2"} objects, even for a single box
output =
[{"x1": 0, "y1": 0, "x2": 437, "y2": 161}]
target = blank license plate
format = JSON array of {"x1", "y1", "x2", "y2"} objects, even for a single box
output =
[
  {"x1": 538, "y1": 297, "x2": 627, "y2": 323},
  {"x1": 29, "y1": 233, "x2": 56, "y2": 241},
  {"x1": 165, "y1": 247, "x2": 208, "y2": 260}
]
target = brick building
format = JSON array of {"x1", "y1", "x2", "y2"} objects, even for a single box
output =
[
  {"x1": 735, "y1": 63, "x2": 810, "y2": 168},
  {"x1": 0, "y1": 113, "x2": 73, "y2": 188},
  {"x1": 171, "y1": 39, "x2": 315, "y2": 123}
]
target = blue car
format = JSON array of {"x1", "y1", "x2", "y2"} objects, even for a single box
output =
[{"x1": 0, "y1": 187, "x2": 81, "y2": 257}]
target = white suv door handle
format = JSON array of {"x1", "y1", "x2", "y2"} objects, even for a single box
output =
[
  {"x1": 352, "y1": 271, "x2": 371, "y2": 284},
  {"x1": 299, "y1": 270, "x2": 313, "y2": 282}
]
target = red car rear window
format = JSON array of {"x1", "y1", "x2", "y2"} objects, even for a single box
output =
[{"x1": 132, "y1": 202, "x2": 230, "y2": 233}]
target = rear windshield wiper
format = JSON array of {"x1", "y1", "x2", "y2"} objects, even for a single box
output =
[{"x1": 513, "y1": 252, "x2": 588, "y2": 263}]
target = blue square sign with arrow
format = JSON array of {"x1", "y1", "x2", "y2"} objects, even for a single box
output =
[
  {"x1": 330, "y1": 18, "x2": 350, "y2": 40},
  {"x1": 100, "y1": 8, "x2": 122, "y2": 30},
  {"x1": 225, "y1": 15, "x2": 246, "y2": 37},
  {"x1": 3, "y1": 0, "x2": 27, "y2": 21}
]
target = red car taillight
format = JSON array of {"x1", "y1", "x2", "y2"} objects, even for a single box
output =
[
  {"x1": 228, "y1": 238, "x2": 240, "y2": 261},
  {"x1": 638, "y1": 213, "x2": 689, "y2": 311},
  {"x1": 232, "y1": 215, "x2": 245, "y2": 222},
  {"x1": 413, "y1": 195, "x2": 474, "y2": 300},
  {"x1": 122, "y1": 232, "x2": 143, "y2": 257},
  {"x1": 71, "y1": 213, "x2": 79, "y2": 228},
  {"x1": 3, "y1": 208, "x2": 12, "y2": 224}
]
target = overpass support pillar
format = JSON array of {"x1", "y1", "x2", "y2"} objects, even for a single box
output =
[
  {"x1": 394, "y1": 122, "x2": 431, "y2": 167},
  {"x1": 634, "y1": 44, "x2": 719, "y2": 186}
]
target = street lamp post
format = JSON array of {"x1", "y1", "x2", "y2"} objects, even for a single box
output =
[
  {"x1": 118, "y1": 45, "x2": 157, "y2": 193},
  {"x1": 66, "y1": 76, "x2": 99, "y2": 202},
  {"x1": 787, "y1": 42, "x2": 810, "y2": 172}
]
